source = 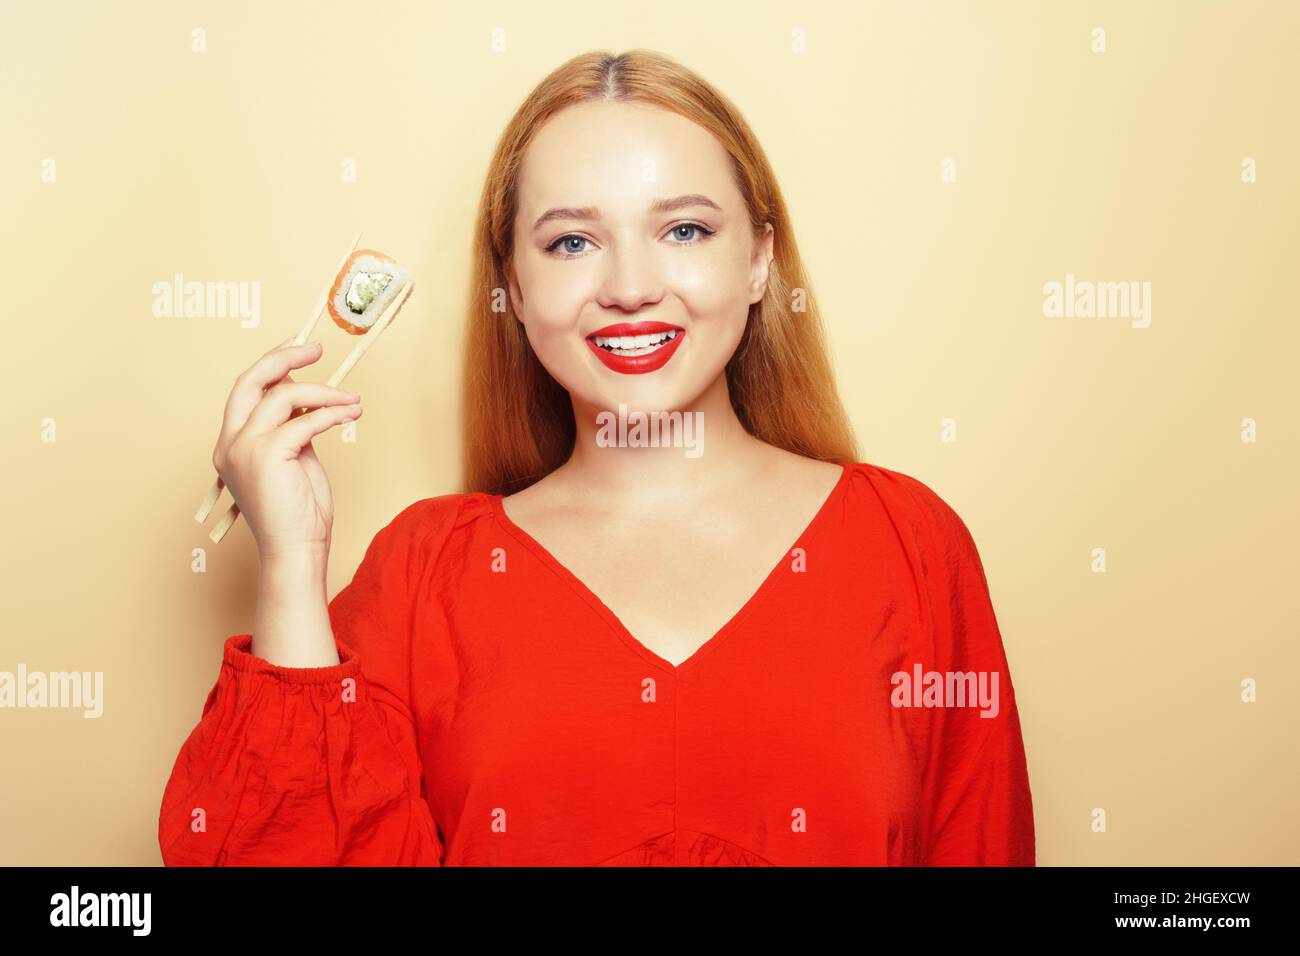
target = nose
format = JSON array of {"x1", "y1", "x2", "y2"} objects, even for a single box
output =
[{"x1": 596, "y1": 236, "x2": 664, "y2": 312}]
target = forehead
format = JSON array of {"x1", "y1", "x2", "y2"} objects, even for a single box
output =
[{"x1": 516, "y1": 100, "x2": 740, "y2": 216}]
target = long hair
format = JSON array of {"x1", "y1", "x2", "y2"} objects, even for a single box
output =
[{"x1": 459, "y1": 48, "x2": 859, "y2": 495}]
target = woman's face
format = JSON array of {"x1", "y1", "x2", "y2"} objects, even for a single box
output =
[{"x1": 507, "y1": 100, "x2": 774, "y2": 417}]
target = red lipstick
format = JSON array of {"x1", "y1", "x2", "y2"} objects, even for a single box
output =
[{"x1": 585, "y1": 321, "x2": 685, "y2": 375}]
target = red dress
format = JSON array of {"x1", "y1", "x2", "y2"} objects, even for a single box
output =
[{"x1": 158, "y1": 461, "x2": 1035, "y2": 866}]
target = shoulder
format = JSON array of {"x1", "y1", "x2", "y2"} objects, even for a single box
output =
[
  {"x1": 845, "y1": 463, "x2": 1007, "y2": 661},
  {"x1": 358, "y1": 492, "x2": 493, "y2": 571},
  {"x1": 843, "y1": 460, "x2": 983, "y2": 567},
  {"x1": 386, "y1": 492, "x2": 481, "y2": 534}
]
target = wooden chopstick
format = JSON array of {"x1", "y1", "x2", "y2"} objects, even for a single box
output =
[{"x1": 326, "y1": 280, "x2": 413, "y2": 388}]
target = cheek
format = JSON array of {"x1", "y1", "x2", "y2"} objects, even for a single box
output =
[
  {"x1": 517, "y1": 266, "x2": 589, "y2": 339},
  {"x1": 667, "y1": 243, "x2": 753, "y2": 324}
]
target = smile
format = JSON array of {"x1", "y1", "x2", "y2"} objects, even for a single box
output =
[
  {"x1": 591, "y1": 329, "x2": 680, "y2": 355},
  {"x1": 585, "y1": 322, "x2": 685, "y2": 374}
]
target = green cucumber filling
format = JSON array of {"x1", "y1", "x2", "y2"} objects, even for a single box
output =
[{"x1": 345, "y1": 271, "x2": 393, "y2": 314}]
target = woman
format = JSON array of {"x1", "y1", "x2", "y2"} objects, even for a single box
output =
[{"x1": 159, "y1": 49, "x2": 1035, "y2": 866}]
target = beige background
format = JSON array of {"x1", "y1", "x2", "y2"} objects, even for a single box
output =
[{"x1": 2, "y1": 0, "x2": 1296, "y2": 865}]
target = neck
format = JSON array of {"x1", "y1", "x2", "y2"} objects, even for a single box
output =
[{"x1": 558, "y1": 373, "x2": 770, "y2": 507}]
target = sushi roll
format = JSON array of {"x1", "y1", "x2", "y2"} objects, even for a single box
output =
[{"x1": 327, "y1": 249, "x2": 412, "y2": 334}]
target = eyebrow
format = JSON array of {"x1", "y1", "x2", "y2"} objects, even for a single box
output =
[{"x1": 530, "y1": 194, "x2": 723, "y2": 233}]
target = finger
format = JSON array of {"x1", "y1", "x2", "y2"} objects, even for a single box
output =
[
  {"x1": 282, "y1": 374, "x2": 311, "y2": 422},
  {"x1": 243, "y1": 382, "x2": 361, "y2": 438},
  {"x1": 222, "y1": 342, "x2": 323, "y2": 436},
  {"x1": 271, "y1": 338, "x2": 299, "y2": 382},
  {"x1": 271, "y1": 403, "x2": 363, "y2": 458}
]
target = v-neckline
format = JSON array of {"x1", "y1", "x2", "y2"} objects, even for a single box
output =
[{"x1": 487, "y1": 461, "x2": 853, "y2": 677}]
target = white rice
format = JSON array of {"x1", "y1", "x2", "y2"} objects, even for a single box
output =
[{"x1": 332, "y1": 253, "x2": 411, "y2": 329}]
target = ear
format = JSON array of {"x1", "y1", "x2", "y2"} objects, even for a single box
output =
[{"x1": 748, "y1": 222, "x2": 775, "y2": 305}]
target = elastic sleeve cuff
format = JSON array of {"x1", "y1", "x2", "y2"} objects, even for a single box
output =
[{"x1": 222, "y1": 633, "x2": 361, "y2": 685}]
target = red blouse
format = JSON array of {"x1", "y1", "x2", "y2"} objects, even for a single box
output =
[{"x1": 158, "y1": 461, "x2": 1035, "y2": 866}]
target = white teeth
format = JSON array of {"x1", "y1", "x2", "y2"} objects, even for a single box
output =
[{"x1": 591, "y1": 329, "x2": 679, "y2": 353}]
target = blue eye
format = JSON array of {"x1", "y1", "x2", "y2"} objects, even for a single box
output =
[
  {"x1": 547, "y1": 235, "x2": 591, "y2": 257},
  {"x1": 544, "y1": 222, "x2": 716, "y2": 259},
  {"x1": 667, "y1": 223, "x2": 713, "y2": 243}
]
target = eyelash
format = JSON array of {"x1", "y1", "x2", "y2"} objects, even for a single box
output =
[{"x1": 544, "y1": 222, "x2": 716, "y2": 259}]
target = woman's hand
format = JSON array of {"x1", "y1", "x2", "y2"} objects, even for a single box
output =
[{"x1": 210, "y1": 338, "x2": 364, "y2": 560}]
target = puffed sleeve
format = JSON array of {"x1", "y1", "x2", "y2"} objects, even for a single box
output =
[
  {"x1": 900, "y1": 476, "x2": 1036, "y2": 866},
  {"x1": 157, "y1": 495, "x2": 461, "y2": 866}
]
